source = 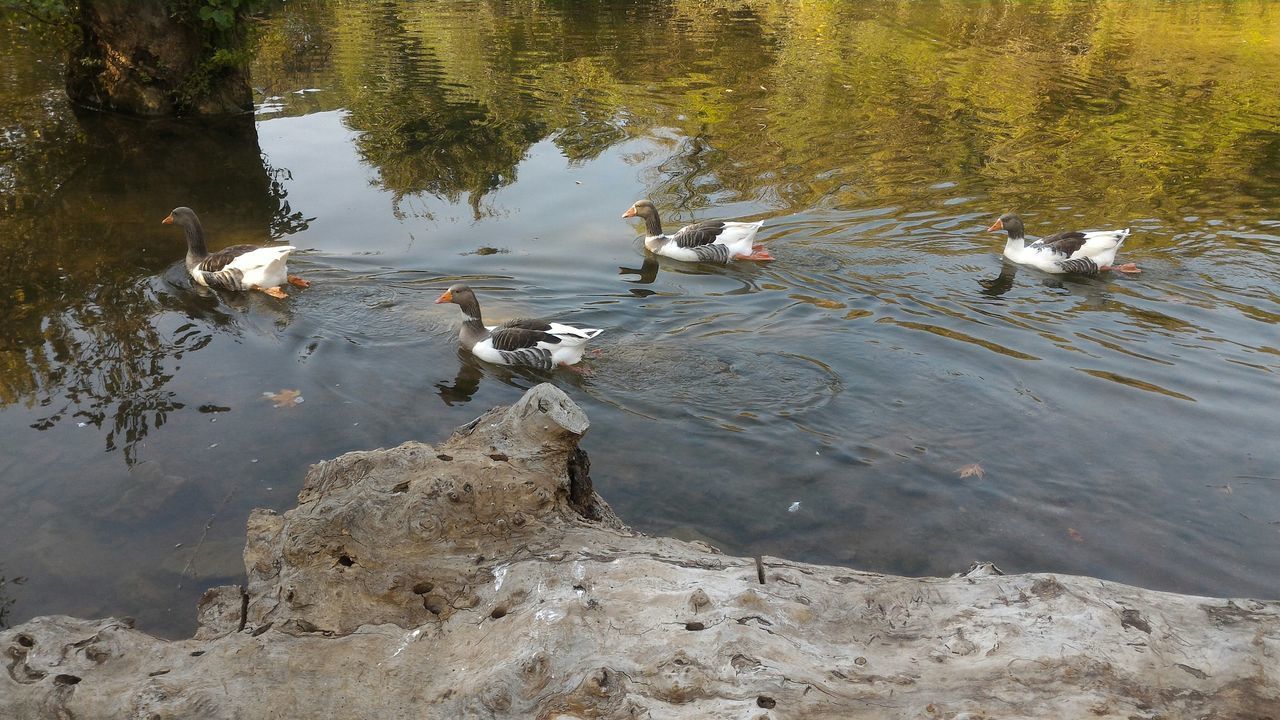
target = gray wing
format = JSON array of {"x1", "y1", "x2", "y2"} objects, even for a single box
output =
[
  {"x1": 197, "y1": 245, "x2": 260, "y2": 272},
  {"x1": 670, "y1": 221, "x2": 727, "y2": 249},
  {"x1": 1034, "y1": 231, "x2": 1087, "y2": 257},
  {"x1": 195, "y1": 244, "x2": 259, "y2": 291},
  {"x1": 490, "y1": 320, "x2": 560, "y2": 352}
]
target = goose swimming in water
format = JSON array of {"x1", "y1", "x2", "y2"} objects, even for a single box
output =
[
  {"x1": 435, "y1": 283, "x2": 603, "y2": 370},
  {"x1": 163, "y1": 207, "x2": 309, "y2": 298},
  {"x1": 988, "y1": 213, "x2": 1139, "y2": 275},
  {"x1": 621, "y1": 199, "x2": 772, "y2": 263}
]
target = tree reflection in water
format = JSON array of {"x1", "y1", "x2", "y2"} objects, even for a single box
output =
[{"x1": 0, "y1": 105, "x2": 307, "y2": 466}]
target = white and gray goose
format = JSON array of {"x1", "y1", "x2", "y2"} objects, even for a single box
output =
[
  {"x1": 163, "y1": 206, "x2": 309, "y2": 298},
  {"x1": 988, "y1": 213, "x2": 1139, "y2": 275},
  {"x1": 621, "y1": 199, "x2": 772, "y2": 263},
  {"x1": 435, "y1": 283, "x2": 603, "y2": 370}
]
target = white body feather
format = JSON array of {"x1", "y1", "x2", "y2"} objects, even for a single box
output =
[
  {"x1": 470, "y1": 322, "x2": 603, "y2": 367},
  {"x1": 1004, "y1": 229, "x2": 1129, "y2": 273},
  {"x1": 190, "y1": 246, "x2": 295, "y2": 289},
  {"x1": 647, "y1": 221, "x2": 764, "y2": 261}
]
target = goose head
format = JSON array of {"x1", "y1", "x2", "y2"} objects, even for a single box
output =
[
  {"x1": 435, "y1": 283, "x2": 476, "y2": 304},
  {"x1": 435, "y1": 283, "x2": 483, "y2": 318},
  {"x1": 987, "y1": 213, "x2": 1025, "y2": 241},
  {"x1": 163, "y1": 206, "x2": 208, "y2": 260},
  {"x1": 622, "y1": 199, "x2": 664, "y2": 236},
  {"x1": 162, "y1": 206, "x2": 201, "y2": 231}
]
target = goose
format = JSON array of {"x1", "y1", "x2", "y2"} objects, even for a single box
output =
[
  {"x1": 435, "y1": 283, "x2": 602, "y2": 370},
  {"x1": 621, "y1": 199, "x2": 772, "y2": 263},
  {"x1": 163, "y1": 207, "x2": 309, "y2": 298},
  {"x1": 988, "y1": 213, "x2": 1139, "y2": 275}
]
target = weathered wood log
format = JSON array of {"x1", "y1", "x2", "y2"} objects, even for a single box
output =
[{"x1": 2, "y1": 384, "x2": 1276, "y2": 718}]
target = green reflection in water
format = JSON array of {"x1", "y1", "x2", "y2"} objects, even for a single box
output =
[
  {"x1": 1, "y1": 21, "x2": 309, "y2": 464},
  {"x1": 252, "y1": 0, "x2": 1280, "y2": 223}
]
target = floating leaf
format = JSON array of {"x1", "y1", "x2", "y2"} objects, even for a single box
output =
[
  {"x1": 789, "y1": 293, "x2": 846, "y2": 310},
  {"x1": 956, "y1": 463, "x2": 985, "y2": 479},
  {"x1": 1067, "y1": 528, "x2": 1084, "y2": 543},
  {"x1": 265, "y1": 389, "x2": 304, "y2": 408}
]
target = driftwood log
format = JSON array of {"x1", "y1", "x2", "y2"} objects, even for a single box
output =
[{"x1": 2, "y1": 384, "x2": 1277, "y2": 718}]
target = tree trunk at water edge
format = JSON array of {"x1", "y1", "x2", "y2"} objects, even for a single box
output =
[{"x1": 64, "y1": 0, "x2": 252, "y2": 116}]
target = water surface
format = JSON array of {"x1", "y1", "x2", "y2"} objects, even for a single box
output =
[{"x1": 2, "y1": 0, "x2": 1279, "y2": 637}]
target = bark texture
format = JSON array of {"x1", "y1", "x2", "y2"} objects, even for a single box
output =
[
  {"x1": 1, "y1": 384, "x2": 1277, "y2": 719},
  {"x1": 65, "y1": 0, "x2": 252, "y2": 116}
]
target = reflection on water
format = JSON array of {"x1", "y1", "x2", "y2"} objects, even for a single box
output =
[
  {"x1": 435, "y1": 348, "x2": 582, "y2": 407},
  {"x1": 0, "y1": 569, "x2": 21, "y2": 628},
  {"x1": 618, "y1": 255, "x2": 661, "y2": 287},
  {"x1": 2, "y1": 1, "x2": 1280, "y2": 637},
  {"x1": 1, "y1": 107, "x2": 305, "y2": 464}
]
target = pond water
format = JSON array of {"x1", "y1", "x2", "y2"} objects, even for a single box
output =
[{"x1": 2, "y1": 1, "x2": 1279, "y2": 638}]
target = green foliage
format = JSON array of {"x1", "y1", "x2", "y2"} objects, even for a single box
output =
[
  {"x1": 0, "y1": 0, "x2": 67, "y2": 22},
  {"x1": 1, "y1": 0, "x2": 266, "y2": 33},
  {"x1": 170, "y1": 0, "x2": 272, "y2": 110},
  {"x1": 196, "y1": 0, "x2": 240, "y2": 31},
  {"x1": 190, "y1": 0, "x2": 273, "y2": 36}
]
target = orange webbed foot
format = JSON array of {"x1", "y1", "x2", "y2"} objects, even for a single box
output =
[
  {"x1": 287, "y1": 275, "x2": 311, "y2": 288},
  {"x1": 741, "y1": 245, "x2": 774, "y2": 261}
]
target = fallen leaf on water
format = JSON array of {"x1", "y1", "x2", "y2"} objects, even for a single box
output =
[
  {"x1": 1067, "y1": 528, "x2": 1084, "y2": 543},
  {"x1": 788, "y1": 293, "x2": 846, "y2": 310},
  {"x1": 265, "y1": 389, "x2": 303, "y2": 408},
  {"x1": 956, "y1": 463, "x2": 985, "y2": 479}
]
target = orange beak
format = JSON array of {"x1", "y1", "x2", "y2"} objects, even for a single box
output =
[
  {"x1": 987, "y1": 218, "x2": 1003, "y2": 232},
  {"x1": 621, "y1": 206, "x2": 636, "y2": 219},
  {"x1": 435, "y1": 290, "x2": 453, "y2": 304},
  {"x1": 162, "y1": 214, "x2": 174, "y2": 225}
]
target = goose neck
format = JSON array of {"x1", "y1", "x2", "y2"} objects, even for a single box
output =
[
  {"x1": 642, "y1": 211, "x2": 664, "y2": 238},
  {"x1": 182, "y1": 220, "x2": 209, "y2": 267}
]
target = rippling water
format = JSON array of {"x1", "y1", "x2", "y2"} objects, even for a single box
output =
[{"x1": 2, "y1": 1, "x2": 1279, "y2": 637}]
